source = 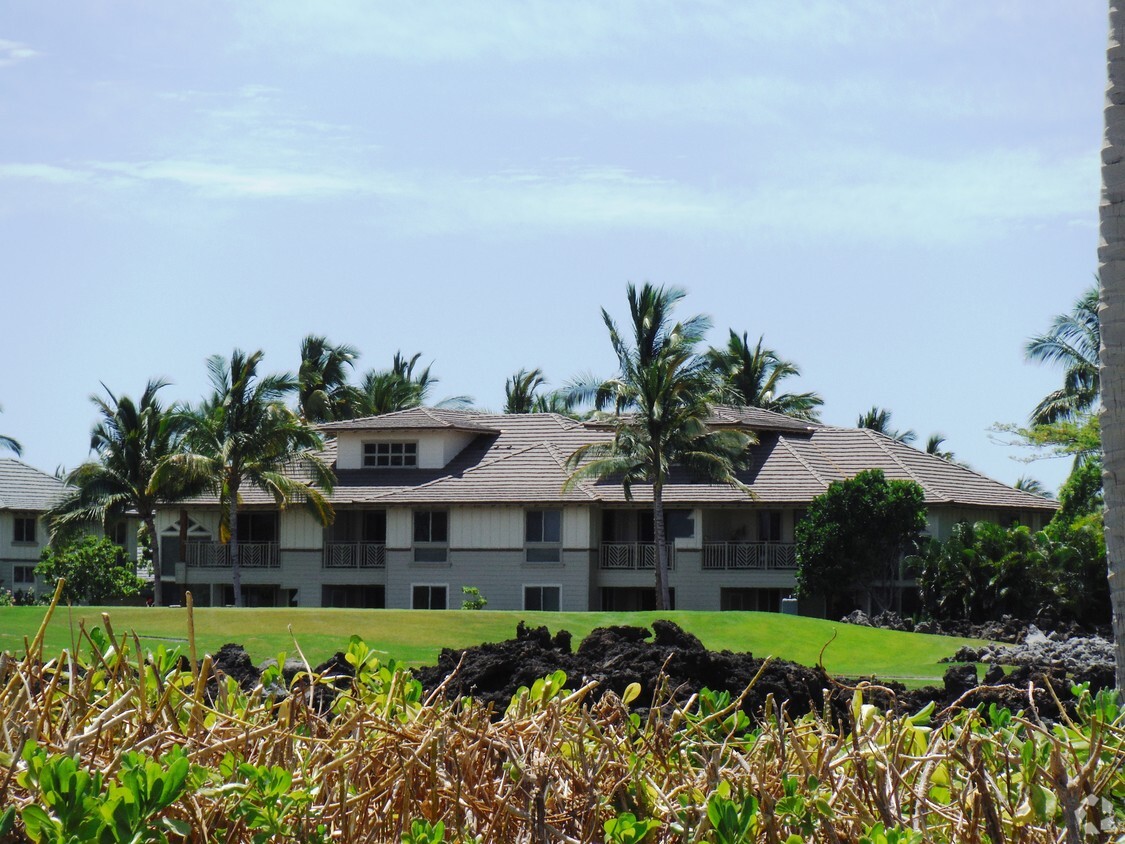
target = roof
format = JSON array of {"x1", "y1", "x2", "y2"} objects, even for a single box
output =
[
  {"x1": 0, "y1": 459, "x2": 67, "y2": 511},
  {"x1": 222, "y1": 409, "x2": 1057, "y2": 512},
  {"x1": 317, "y1": 407, "x2": 500, "y2": 435},
  {"x1": 583, "y1": 404, "x2": 818, "y2": 435}
]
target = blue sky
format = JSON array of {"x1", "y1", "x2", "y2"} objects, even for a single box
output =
[{"x1": 0, "y1": 2, "x2": 1105, "y2": 492}]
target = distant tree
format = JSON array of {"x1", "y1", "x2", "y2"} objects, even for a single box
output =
[
  {"x1": 924, "y1": 433, "x2": 953, "y2": 461},
  {"x1": 856, "y1": 407, "x2": 916, "y2": 445},
  {"x1": 504, "y1": 368, "x2": 578, "y2": 415},
  {"x1": 504, "y1": 368, "x2": 548, "y2": 414},
  {"x1": 47, "y1": 380, "x2": 193, "y2": 606},
  {"x1": 1013, "y1": 476, "x2": 1052, "y2": 498},
  {"x1": 1025, "y1": 282, "x2": 1100, "y2": 425},
  {"x1": 353, "y1": 352, "x2": 472, "y2": 416},
  {"x1": 565, "y1": 283, "x2": 754, "y2": 610},
  {"x1": 298, "y1": 335, "x2": 360, "y2": 423},
  {"x1": 0, "y1": 404, "x2": 20, "y2": 456},
  {"x1": 36, "y1": 535, "x2": 143, "y2": 605},
  {"x1": 1052, "y1": 455, "x2": 1104, "y2": 526},
  {"x1": 167, "y1": 350, "x2": 335, "y2": 607},
  {"x1": 795, "y1": 469, "x2": 926, "y2": 614},
  {"x1": 705, "y1": 330, "x2": 823, "y2": 421}
]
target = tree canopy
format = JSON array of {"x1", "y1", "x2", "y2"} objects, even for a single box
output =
[
  {"x1": 36, "y1": 535, "x2": 143, "y2": 605},
  {"x1": 794, "y1": 469, "x2": 926, "y2": 613}
]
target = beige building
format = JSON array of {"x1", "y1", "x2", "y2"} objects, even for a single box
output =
[
  {"x1": 153, "y1": 407, "x2": 1058, "y2": 612},
  {"x1": 0, "y1": 458, "x2": 139, "y2": 597}
]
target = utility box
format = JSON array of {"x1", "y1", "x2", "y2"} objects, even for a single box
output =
[{"x1": 780, "y1": 597, "x2": 798, "y2": 616}]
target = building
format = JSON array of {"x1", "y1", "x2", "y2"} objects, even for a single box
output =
[
  {"x1": 0, "y1": 458, "x2": 141, "y2": 598},
  {"x1": 152, "y1": 407, "x2": 1058, "y2": 611}
]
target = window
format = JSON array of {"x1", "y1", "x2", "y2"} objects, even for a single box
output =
[
  {"x1": 236, "y1": 512, "x2": 278, "y2": 542},
  {"x1": 524, "y1": 585, "x2": 561, "y2": 611},
  {"x1": 362, "y1": 510, "x2": 387, "y2": 543},
  {"x1": 412, "y1": 584, "x2": 447, "y2": 610},
  {"x1": 525, "y1": 510, "x2": 561, "y2": 562},
  {"x1": 364, "y1": 442, "x2": 417, "y2": 468},
  {"x1": 13, "y1": 516, "x2": 36, "y2": 544},
  {"x1": 322, "y1": 585, "x2": 385, "y2": 609},
  {"x1": 666, "y1": 510, "x2": 695, "y2": 540},
  {"x1": 14, "y1": 565, "x2": 35, "y2": 584},
  {"x1": 758, "y1": 510, "x2": 782, "y2": 543},
  {"x1": 413, "y1": 511, "x2": 448, "y2": 562},
  {"x1": 111, "y1": 521, "x2": 129, "y2": 547}
]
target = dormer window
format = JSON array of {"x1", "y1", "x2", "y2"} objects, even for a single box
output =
[{"x1": 364, "y1": 442, "x2": 418, "y2": 468}]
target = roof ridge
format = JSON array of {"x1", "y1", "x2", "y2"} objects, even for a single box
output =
[
  {"x1": 862, "y1": 429, "x2": 946, "y2": 501},
  {"x1": 776, "y1": 436, "x2": 831, "y2": 489},
  {"x1": 544, "y1": 442, "x2": 599, "y2": 501}
]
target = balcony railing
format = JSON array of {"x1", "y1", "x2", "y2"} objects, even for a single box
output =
[
  {"x1": 323, "y1": 542, "x2": 387, "y2": 569},
  {"x1": 185, "y1": 542, "x2": 279, "y2": 569},
  {"x1": 701, "y1": 542, "x2": 797, "y2": 571},
  {"x1": 599, "y1": 543, "x2": 675, "y2": 571}
]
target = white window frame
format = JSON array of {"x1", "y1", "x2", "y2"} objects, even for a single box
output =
[
  {"x1": 411, "y1": 583, "x2": 448, "y2": 610},
  {"x1": 523, "y1": 584, "x2": 562, "y2": 612},
  {"x1": 364, "y1": 441, "x2": 418, "y2": 468},
  {"x1": 13, "y1": 565, "x2": 35, "y2": 584}
]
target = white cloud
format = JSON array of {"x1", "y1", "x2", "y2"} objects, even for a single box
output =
[{"x1": 0, "y1": 39, "x2": 39, "y2": 68}]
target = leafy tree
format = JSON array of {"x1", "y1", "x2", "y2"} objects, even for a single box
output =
[
  {"x1": 794, "y1": 469, "x2": 926, "y2": 614},
  {"x1": 565, "y1": 283, "x2": 754, "y2": 610},
  {"x1": 297, "y1": 335, "x2": 360, "y2": 423},
  {"x1": 47, "y1": 381, "x2": 193, "y2": 607},
  {"x1": 35, "y1": 535, "x2": 143, "y2": 605},
  {"x1": 705, "y1": 330, "x2": 823, "y2": 421},
  {"x1": 856, "y1": 407, "x2": 916, "y2": 445},
  {"x1": 353, "y1": 351, "x2": 472, "y2": 416},
  {"x1": 0, "y1": 404, "x2": 20, "y2": 456},
  {"x1": 166, "y1": 350, "x2": 335, "y2": 607},
  {"x1": 1025, "y1": 282, "x2": 1099, "y2": 425}
]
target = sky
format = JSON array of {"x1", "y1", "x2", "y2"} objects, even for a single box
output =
[{"x1": 0, "y1": 2, "x2": 1106, "y2": 494}]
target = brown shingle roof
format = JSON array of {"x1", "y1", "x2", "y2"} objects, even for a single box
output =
[
  {"x1": 0, "y1": 459, "x2": 67, "y2": 511},
  {"x1": 185, "y1": 410, "x2": 1058, "y2": 512},
  {"x1": 317, "y1": 407, "x2": 500, "y2": 434}
]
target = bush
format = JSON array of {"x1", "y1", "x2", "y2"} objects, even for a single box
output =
[{"x1": 35, "y1": 536, "x2": 143, "y2": 605}]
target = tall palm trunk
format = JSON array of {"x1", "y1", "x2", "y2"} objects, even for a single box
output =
[
  {"x1": 1101, "y1": 1, "x2": 1125, "y2": 691},
  {"x1": 652, "y1": 481, "x2": 671, "y2": 611},
  {"x1": 144, "y1": 514, "x2": 162, "y2": 607},
  {"x1": 229, "y1": 479, "x2": 243, "y2": 608}
]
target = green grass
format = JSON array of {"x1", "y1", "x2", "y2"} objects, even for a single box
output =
[{"x1": 0, "y1": 606, "x2": 982, "y2": 687}]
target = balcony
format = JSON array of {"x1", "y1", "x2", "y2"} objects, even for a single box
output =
[
  {"x1": 185, "y1": 542, "x2": 279, "y2": 569},
  {"x1": 323, "y1": 542, "x2": 387, "y2": 569},
  {"x1": 599, "y1": 543, "x2": 676, "y2": 571},
  {"x1": 702, "y1": 542, "x2": 797, "y2": 571}
]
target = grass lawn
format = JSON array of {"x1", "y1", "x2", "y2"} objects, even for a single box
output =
[{"x1": 0, "y1": 606, "x2": 982, "y2": 687}]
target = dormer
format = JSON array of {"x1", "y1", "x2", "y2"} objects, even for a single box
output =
[{"x1": 319, "y1": 407, "x2": 500, "y2": 471}]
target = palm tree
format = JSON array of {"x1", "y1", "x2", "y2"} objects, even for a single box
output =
[
  {"x1": 1026, "y1": 283, "x2": 1100, "y2": 426},
  {"x1": 504, "y1": 368, "x2": 548, "y2": 414},
  {"x1": 857, "y1": 406, "x2": 916, "y2": 445},
  {"x1": 0, "y1": 405, "x2": 21, "y2": 456},
  {"x1": 564, "y1": 283, "x2": 755, "y2": 610},
  {"x1": 297, "y1": 335, "x2": 360, "y2": 423},
  {"x1": 167, "y1": 350, "x2": 335, "y2": 607},
  {"x1": 503, "y1": 368, "x2": 579, "y2": 415},
  {"x1": 705, "y1": 330, "x2": 823, "y2": 421},
  {"x1": 1013, "y1": 476, "x2": 1052, "y2": 499},
  {"x1": 47, "y1": 381, "x2": 190, "y2": 606},
  {"x1": 353, "y1": 352, "x2": 472, "y2": 417},
  {"x1": 1100, "y1": 3, "x2": 1125, "y2": 690}
]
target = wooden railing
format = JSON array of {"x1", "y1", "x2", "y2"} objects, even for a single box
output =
[
  {"x1": 185, "y1": 542, "x2": 279, "y2": 569},
  {"x1": 323, "y1": 542, "x2": 386, "y2": 569},
  {"x1": 701, "y1": 542, "x2": 797, "y2": 571},
  {"x1": 599, "y1": 543, "x2": 675, "y2": 571}
]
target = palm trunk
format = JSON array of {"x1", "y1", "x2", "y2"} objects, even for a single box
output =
[
  {"x1": 229, "y1": 481, "x2": 243, "y2": 608},
  {"x1": 144, "y1": 513, "x2": 161, "y2": 607},
  {"x1": 652, "y1": 482, "x2": 671, "y2": 612},
  {"x1": 1103, "y1": 0, "x2": 1125, "y2": 692}
]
